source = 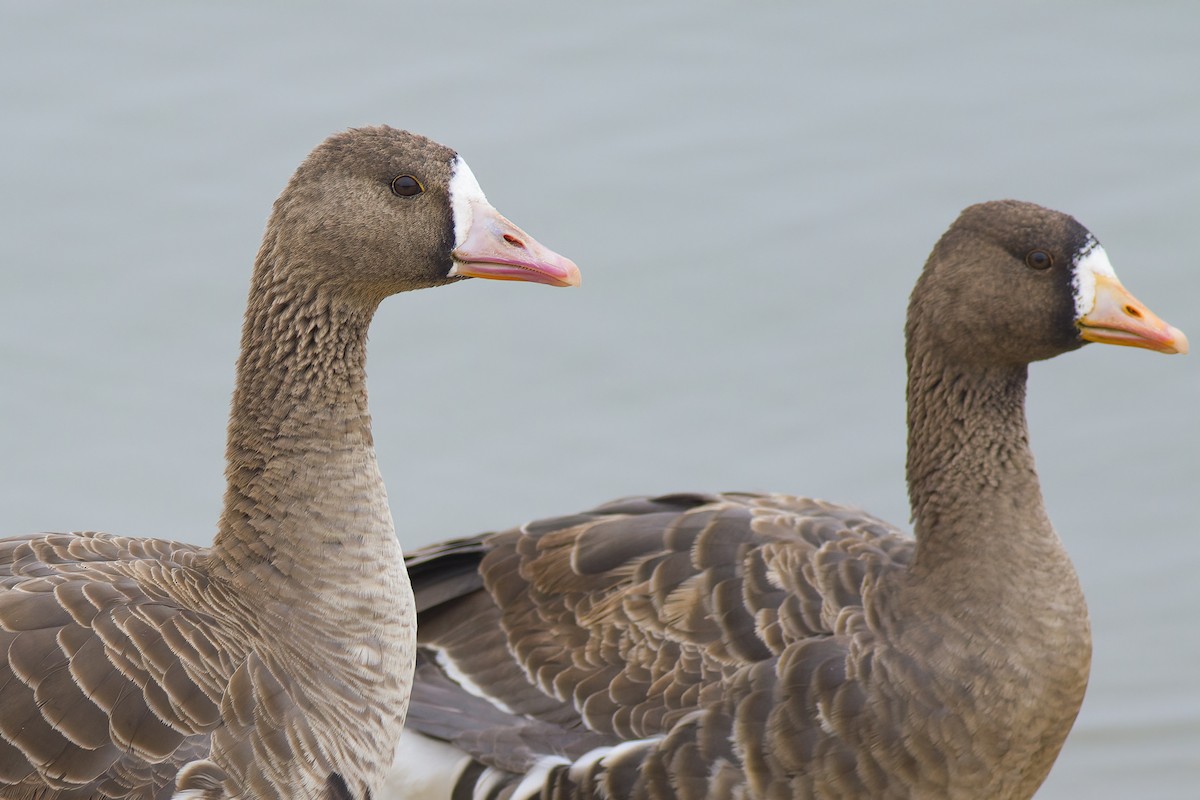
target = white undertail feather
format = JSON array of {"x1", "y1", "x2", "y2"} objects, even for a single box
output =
[{"x1": 383, "y1": 733, "x2": 472, "y2": 800}]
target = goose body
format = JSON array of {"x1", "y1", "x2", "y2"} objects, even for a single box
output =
[
  {"x1": 393, "y1": 201, "x2": 1185, "y2": 800},
  {"x1": 0, "y1": 126, "x2": 579, "y2": 799}
]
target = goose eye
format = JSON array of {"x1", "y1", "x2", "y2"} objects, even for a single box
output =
[
  {"x1": 1025, "y1": 250, "x2": 1053, "y2": 270},
  {"x1": 390, "y1": 175, "x2": 424, "y2": 197}
]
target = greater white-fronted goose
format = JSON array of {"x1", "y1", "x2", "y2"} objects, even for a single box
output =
[
  {"x1": 0, "y1": 126, "x2": 579, "y2": 799},
  {"x1": 393, "y1": 201, "x2": 1185, "y2": 800}
]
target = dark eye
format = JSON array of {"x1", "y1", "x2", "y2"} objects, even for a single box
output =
[
  {"x1": 390, "y1": 175, "x2": 424, "y2": 197},
  {"x1": 1025, "y1": 249, "x2": 1053, "y2": 270}
]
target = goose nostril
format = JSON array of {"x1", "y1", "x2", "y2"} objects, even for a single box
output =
[
  {"x1": 503, "y1": 234, "x2": 525, "y2": 249},
  {"x1": 1124, "y1": 305, "x2": 1143, "y2": 319}
]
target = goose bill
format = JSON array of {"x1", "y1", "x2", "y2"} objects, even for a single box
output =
[
  {"x1": 1077, "y1": 273, "x2": 1188, "y2": 354},
  {"x1": 450, "y1": 203, "x2": 580, "y2": 287}
]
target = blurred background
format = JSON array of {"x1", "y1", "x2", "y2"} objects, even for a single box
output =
[{"x1": 1, "y1": 2, "x2": 1196, "y2": 795}]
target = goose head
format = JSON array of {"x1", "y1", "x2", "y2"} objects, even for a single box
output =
[
  {"x1": 261, "y1": 126, "x2": 580, "y2": 302},
  {"x1": 907, "y1": 200, "x2": 1186, "y2": 368}
]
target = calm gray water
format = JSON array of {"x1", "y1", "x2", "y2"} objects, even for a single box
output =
[{"x1": 2, "y1": 1, "x2": 1197, "y2": 795}]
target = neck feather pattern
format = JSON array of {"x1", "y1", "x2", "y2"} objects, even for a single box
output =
[
  {"x1": 905, "y1": 354, "x2": 1045, "y2": 567},
  {"x1": 897, "y1": 343, "x2": 1088, "y2": 645},
  {"x1": 211, "y1": 251, "x2": 397, "y2": 603}
]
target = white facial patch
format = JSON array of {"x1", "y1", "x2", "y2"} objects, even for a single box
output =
[
  {"x1": 448, "y1": 155, "x2": 489, "y2": 249},
  {"x1": 1071, "y1": 239, "x2": 1118, "y2": 319}
]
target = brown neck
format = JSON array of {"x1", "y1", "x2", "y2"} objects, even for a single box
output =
[
  {"x1": 900, "y1": 344, "x2": 1087, "y2": 620},
  {"x1": 905, "y1": 353, "x2": 1047, "y2": 566},
  {"x1": 209, "y1": 250, "x2": 396, "y2": 600}
]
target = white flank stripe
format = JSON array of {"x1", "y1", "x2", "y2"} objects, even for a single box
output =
[
  {"x1": 600, "y1": 735, "x2": 663, "y2": 763},
  {"x1": 567, "y1": 736, "x2": 663, "y2": 786},
  {"x1": 568, "y1": 744, "x2": 614, "y2": 783},
  {"x1": 428, "y1": 644, "x2": 518, "y2": 714},
  {"x1": 511, "y1": 756, "x2": 571, "y2": 800}
]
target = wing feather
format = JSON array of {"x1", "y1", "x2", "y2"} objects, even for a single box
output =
[
  {"x1": 0, "y1": 531, "x2": 232, "y2": 796},
  {"x1": 404, "y1": 492, "x2": 912, "y2": 799}
]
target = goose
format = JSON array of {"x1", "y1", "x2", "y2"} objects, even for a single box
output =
[
  {"x1": 393, "y1": 201, "x2": 1186, "y2": 800},
  {"x1": 0, "y1": 126, "x2": 580, "y2": 799}
]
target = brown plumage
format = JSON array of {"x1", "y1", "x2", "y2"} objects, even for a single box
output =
[
  {"x1": 0, "y1": 126, "x2": 578, "y2": 799},
  {"x1": 392, "y1": 201, "x2": 1185, "y2": 800}
]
